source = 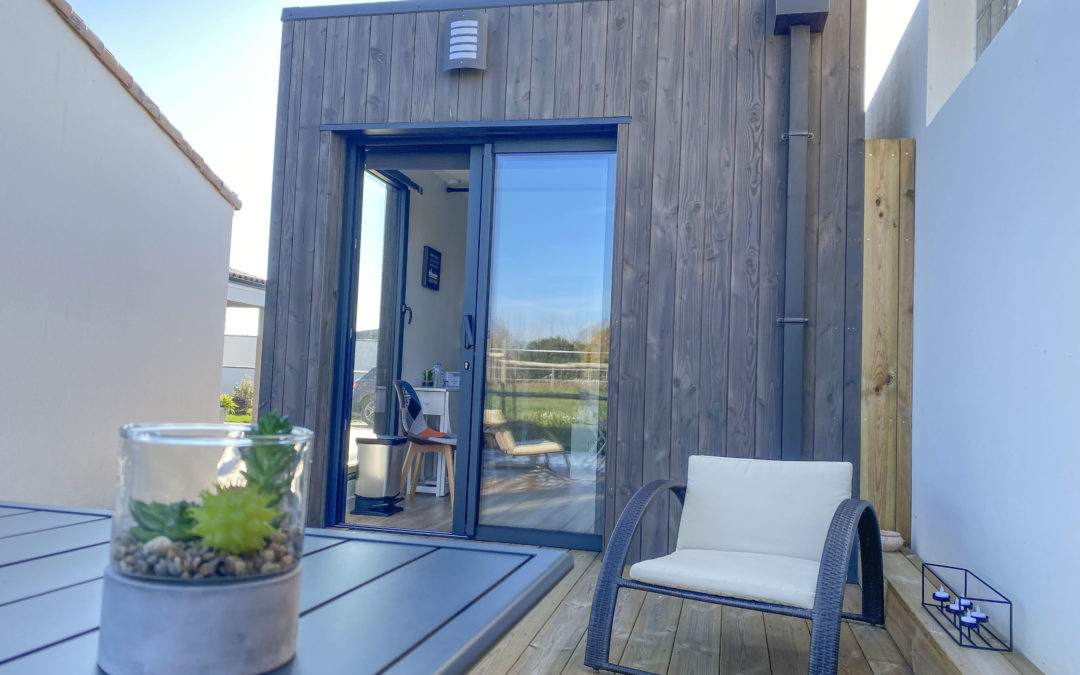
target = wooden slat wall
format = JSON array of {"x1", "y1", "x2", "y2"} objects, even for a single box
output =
[
  {"x1": 860, "y1": 138, "x2": 914, "y2": 542},
  {"x1": 261, "y1": 0, "x2": 867, "y2": 543}
]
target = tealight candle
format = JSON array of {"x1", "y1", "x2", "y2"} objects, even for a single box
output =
[
  {"x1": 960, "y1": 611, "x2": 978, "y2": 628},
  {"x1": 946, "y1": 601, "x2": 963, "y2": 614},
  {"x1": 959, "y1": 597, "x2": 973, "y2": 610},
  {"x1": 971, "y1": 605, "x2": 989, "y2": 623},
  {"x1": 932, "y1": 585, "x2": 950, "y2": 603}
]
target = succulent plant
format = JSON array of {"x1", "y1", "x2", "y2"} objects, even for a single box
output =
[
  {"x1": 129, "y1": 499, "x2": 197, "y2": 543},
  {"x1": 241, "y1": 413, "x2": 298, "y2": 507},
  {"x1": 190, "y1": 486, "x2": 279, "y2": 554}
]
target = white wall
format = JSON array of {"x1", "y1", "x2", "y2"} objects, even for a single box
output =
[
  {"x1": 400, "y1": 173, "x2": 468, "y2": 391},
  {"x1": 867, "y1": 2, "x2": 1077, "y2": 670},
  {"x1": 0, "y1": 0, "x2": 234, "y2": 509}
]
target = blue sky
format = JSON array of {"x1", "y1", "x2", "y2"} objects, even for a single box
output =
[{"x1": 68, "y1": 0, "x2": 375, "y2": 278}]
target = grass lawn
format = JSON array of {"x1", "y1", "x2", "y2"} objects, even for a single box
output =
[{"x1": 225, "y1": 413, "x2": 252, "y2": 424}]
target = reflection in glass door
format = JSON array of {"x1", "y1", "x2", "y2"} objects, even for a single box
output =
[{"x1": 477, "y1": 150, "x2": 616, "y2": 548}]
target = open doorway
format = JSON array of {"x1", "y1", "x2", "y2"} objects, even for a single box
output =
[{"x1": 344, "y1": 149, "x2": 471, "y2": 534}]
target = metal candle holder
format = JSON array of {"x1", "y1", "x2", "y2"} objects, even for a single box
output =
[{"x1": 921, "y1": 562, "x2": 1012, "y2": 652}]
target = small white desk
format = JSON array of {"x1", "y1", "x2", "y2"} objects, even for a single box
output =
[{"x1": 413, "y1": 387, "x2": 451, "y2": 497}]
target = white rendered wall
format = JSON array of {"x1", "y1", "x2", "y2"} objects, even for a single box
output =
[
  {"x1": 0, "y1": 0, "x2": 233, "y2": 509},
  {"x1": 867, "y1": 2, "x2": 1077, "y2": 670}
]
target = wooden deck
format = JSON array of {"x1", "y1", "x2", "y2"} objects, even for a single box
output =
[{"x1": 472, "y1": 551, "x2": 913, "y2": 675}]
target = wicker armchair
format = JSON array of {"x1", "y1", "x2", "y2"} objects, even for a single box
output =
[{"x1": 585, "y1": 456, "x2": 885, "y2": 675}]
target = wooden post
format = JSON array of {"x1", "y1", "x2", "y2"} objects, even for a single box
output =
[{"x1": 860, "y1": 138, "x2": 914, "y2": 542}]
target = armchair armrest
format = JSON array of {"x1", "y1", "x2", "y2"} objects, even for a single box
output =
[
  {"x1": 808, "y1": 498, "x2": 885, "y2": 673},
  {"x1": 598, "y1": 480, "x2": 686, "y2": 584},
  {"x1": 586, "y1": 480, "x2": 684, "y2": 671}
]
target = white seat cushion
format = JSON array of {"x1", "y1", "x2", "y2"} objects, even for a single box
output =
[
  {"x1": 628, "y1": 549, "x2": 820, "y2": 609},
  {"x1": 676, "y1": 456, "x2": 852, "y2": 562}
]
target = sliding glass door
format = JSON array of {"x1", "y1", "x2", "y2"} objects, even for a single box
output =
[
  {"x1": 335, "y1": 137, "x2": 616, "y2": 550},
  {"x1": 473, "y1": 143, "x2": 616, "y2": 549}
]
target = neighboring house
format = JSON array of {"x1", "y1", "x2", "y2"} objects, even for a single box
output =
[
  {"x1": 0, "y1": 0, "x2": 240, "y2": 509},
  {"x1": 867, "y1": 1, "x2": 1074, "y2": 671},
  {"x1": 223, "y1": 269, "x2": 266, "y2": 397}
]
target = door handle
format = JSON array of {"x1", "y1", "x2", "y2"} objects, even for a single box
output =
[
  {"x1": 402, "y1": 304, "x2": 413, "y2": 325},
  {"x1": 462, "y1": 314, "x2": 475, "y2": 350}
]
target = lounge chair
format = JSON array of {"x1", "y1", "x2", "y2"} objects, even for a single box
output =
[
  {"x1": 585, "y1": 456, "x2": 884, "y2": 675},
  {"x1": 483, "y1": 408, "x2": 571, "y2": 476},
  {"x1": 394, "y1": 380, "x2": 455, "y2": 506}
]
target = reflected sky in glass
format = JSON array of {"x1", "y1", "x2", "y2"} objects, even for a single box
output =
[{"x1": 489, "y1": 152, "x2": 616, "y2": 345}]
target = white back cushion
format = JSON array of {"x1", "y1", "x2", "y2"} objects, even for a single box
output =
[{"x1": 675, "y1": 456, "x2": 852, "y2": 562}]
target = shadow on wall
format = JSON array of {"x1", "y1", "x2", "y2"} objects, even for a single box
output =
[{"x1": 865, "y1": 0, "x2": 927, "y2": 139}]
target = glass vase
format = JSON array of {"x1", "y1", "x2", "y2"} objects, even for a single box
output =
[{"x1": 111, "y1": 422, "x2": 314, "y2": 583}]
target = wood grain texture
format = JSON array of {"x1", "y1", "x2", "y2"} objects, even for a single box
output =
[
  {"x1": 481, "y1": 7, "x2": 510, "y2": 120},
  {"x1": 640, "y1": 0, "x2": 685, "y2": 561},
  {"x1": 668, "y1": 0, "x2": 710, "y2": 547},
  {"x1": 505, "y1": 5, "x2": 533, "y2": 118},
  {"x1": 265, "y1": 1, "x2": 866, "y2": 540},
  {"x1": 720, "y1": 605, "x2": 770, "y2": 674},
  {"x1": 387, "y1": 13, "x2": 417, "y2": 122},
  {"x1": 554, "y1": 2, "x2": 584, "y2": 117},
  {"x1": 619, "y1": 593, "x2": 682, "y2": 673},
  {"x1": 895, "y1": 138, "x2": 914, "y2": 542},
  {"x1": 860, "y1": 139, "x2": 901, "y2": 533},
  {"x1": 578, "y1": 1, "x2": 608, "y2": 117},
  {"x1": 843, "y1": 0, "x2": 868, "y2": 495},
  {"x1": 365, "y1": 14, "x2": 393, "y2": 123},
  {"x1": 725, "y1": 0, "x2": 766, "y2": 459},
  {"x1": 529, "y1": 4, "x2": 558, "y2": 118}
]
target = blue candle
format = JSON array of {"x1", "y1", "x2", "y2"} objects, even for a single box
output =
[
  {"x1": 932, "y1": 585, "x2": 950, "y2": 603},
  {"x1": 971, "y1": 604, "x2": 989, "y2": 623},
  {"x1": 960, "y1": 611, "x2": 978, "y2": 628},
  {"x1": 959, "y1": 597, "x2": 973, "y2": 610}
]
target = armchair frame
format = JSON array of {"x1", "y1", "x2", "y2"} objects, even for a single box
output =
[{"x1": 584, "y1": 480, "x2": 885, "y2": 675}]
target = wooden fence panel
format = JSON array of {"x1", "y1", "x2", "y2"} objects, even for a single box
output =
[{"x1": 860, "y1": 138, "x2": 914, "y2": 541}]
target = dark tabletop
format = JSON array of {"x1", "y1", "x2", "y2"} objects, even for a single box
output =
[{"x1": 0, "y1": 502, "x2": 571, "y2": 674}]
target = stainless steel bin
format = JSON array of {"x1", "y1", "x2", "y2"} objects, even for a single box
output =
[{"x1": 352, "y1": 435, "x2": 408, "y2": 516}]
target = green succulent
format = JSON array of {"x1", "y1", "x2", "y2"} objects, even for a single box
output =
[
  {"x1": 129, "y1": 499, "x2": 197, "y2": 542},
  {"x1": 190, "y1": 486, "x2": 279, "y2": 554},
  {"x1": 241, "y1": 413, "x2": 298, "y2": 507}
]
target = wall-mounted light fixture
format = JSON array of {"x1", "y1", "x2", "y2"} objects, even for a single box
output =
[{"x1": 442, "y1": 10, "x2": 487, "y2": 71}]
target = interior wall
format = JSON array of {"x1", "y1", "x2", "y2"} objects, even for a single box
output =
[
  {"x1": 0, "y1": 0, "x2": 233, "y2": 508},
  {"x1": 867, "y1": 1, "x2": 1073, "y2": 669},
  {"x1": 400, "y1": 172, "x2": 468, "y2": 411}
]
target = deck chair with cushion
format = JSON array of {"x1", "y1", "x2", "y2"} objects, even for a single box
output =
[
  {"x1": 585, "y1": 456, "x2": 884, "y2": 675},
  {"x1": 483, "y1": 409, "x2": 571, "y2": 476},
  {"x1": 394, "y1": 380, "x2": 456, "y2": 505}
]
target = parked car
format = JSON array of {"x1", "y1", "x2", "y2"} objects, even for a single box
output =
[{"x1": 351, "y1": 368, "x2": 378, "y2": 426}]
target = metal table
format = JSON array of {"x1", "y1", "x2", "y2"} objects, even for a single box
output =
[{"x1": 0, "y1": 502, "x2": 572, "y2": 674}]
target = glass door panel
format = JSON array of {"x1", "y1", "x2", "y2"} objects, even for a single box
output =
[{"x1": 478, "y1": 151, "x2": 616, "y2": 544}]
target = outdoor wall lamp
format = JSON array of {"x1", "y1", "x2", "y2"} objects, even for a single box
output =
[{"x1": 442, "y1": 10, "x2": 487, "y2": 71}]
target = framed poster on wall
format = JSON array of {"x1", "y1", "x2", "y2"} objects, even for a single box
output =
[{"x1": 422, "y1": 245, "x2": 441, "y2": 291}]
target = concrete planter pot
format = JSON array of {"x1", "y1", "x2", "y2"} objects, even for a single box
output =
[{"x1": 98, "y1": 563, "x2": 301, "y2": 675}]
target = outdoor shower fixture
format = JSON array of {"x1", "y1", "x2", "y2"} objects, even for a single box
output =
[{"x1": 773, "y1": 0, "x2": 829, "y2": 459}]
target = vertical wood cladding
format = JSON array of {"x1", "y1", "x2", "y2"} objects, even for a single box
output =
[{"x1": 262, "y1": 0, "x2": 866, "y2": 552}]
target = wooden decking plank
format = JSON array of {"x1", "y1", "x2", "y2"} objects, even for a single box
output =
[
  {"x1": 560, "y1": 584, "x2": 646, "y2": 674},
  {"x1": 838, "y1": 621, "x2": 875, "y2": 675},
  {"x1": 763, "y1": 613, "x2": 811, "y2": 674},
  {"x1": 618, "y1": 593, "x2": 682, "y2": 673},
  {"x1": 720, "y1": 605, "x2": 770, "y2": 675},
  {"x1": 470, "y1": 550, "x2": 596, "y2": 674},
  {"x1": 849, "y1": 622, "x2": 913, "y2": 674},
  {"x1": 506, "y1": 555, "x2": 603, "y2": 673},
  {"x1": 667, "y1": 599, "x2": 722, "y2": 674}
]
